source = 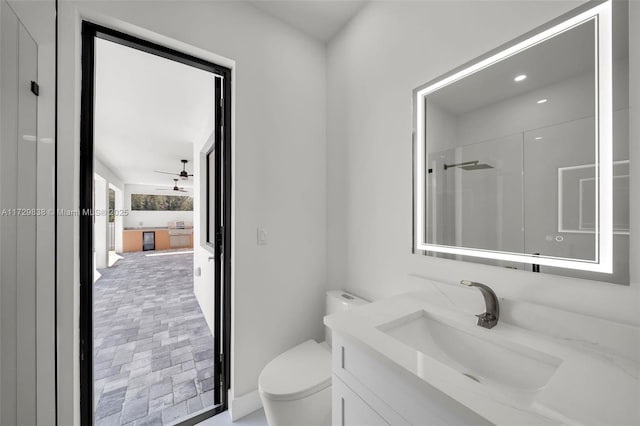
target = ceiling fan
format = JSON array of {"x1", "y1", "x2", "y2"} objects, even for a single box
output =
[
  {"x1": 154, "y1": 159, "x2": 194, "y2": 180},
  {"x1": 156, "y1": 178, "x2": 190, "y2": 193}
]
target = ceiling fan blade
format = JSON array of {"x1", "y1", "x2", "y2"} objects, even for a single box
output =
[{"x1": 154, "y1": 170, "x2": 179, "y2": 176}]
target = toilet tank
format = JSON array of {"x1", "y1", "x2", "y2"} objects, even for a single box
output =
[{"x1": 325, "y1": 290, "x2": 368, "y2": 346}]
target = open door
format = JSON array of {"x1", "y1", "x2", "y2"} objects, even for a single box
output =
[{"x1": 79, "y1": 22, "x2": 232, "y2": 425}]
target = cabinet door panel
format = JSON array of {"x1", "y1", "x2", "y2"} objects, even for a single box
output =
[{"x1": 333, "y1": 376, "x2": 389, "y2": 426}]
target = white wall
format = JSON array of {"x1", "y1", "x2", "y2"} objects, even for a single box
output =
[
  {"x1": 327, "y1": 0, "x2": 640, "y2": 327},
  {"x1": 110, "y1": 184, "x2": 124, "y2": 253},
  {"x1": 94, "y1": 159, "x2": 124, "y2": 263},
  {"x1": 95, "y1": 157, "x2": 124, "y2": 189},
  {"x1": 94, "y1": 175, "x2": 108, "y2": 269},
  {"x1": 123, "y1": 183, "x2": 193, "y2": 229},
  {"x1": 193, "y1": 133, "x2": 216, "y2": 335},
  {"x1": 57, "y1": 2, "x2": 327, "y2": 423}
]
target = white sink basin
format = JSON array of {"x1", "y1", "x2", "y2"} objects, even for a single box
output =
[{"x1": 378, "y1": 310, "x2": 562, "y2": 398}]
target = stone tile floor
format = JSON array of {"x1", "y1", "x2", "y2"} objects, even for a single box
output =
[{"x1": 93, "y1": 249, "x2": 216, "y2": 425}]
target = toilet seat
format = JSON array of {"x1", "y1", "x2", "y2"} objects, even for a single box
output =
[{"x1": 258, "y1": 340, "x2": 331, "y2": 402}]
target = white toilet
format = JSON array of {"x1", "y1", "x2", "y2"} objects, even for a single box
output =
[{"x1": 258, "y1": 290, "x2": 368, "y2": 426}]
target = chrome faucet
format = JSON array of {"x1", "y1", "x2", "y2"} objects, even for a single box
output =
[{"x1": 460, "y1": 280, "x2": 499, "y2": 329}]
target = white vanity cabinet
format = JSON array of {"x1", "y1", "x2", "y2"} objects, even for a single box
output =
[
  {"x1": 326, "y1": 291, "x2": 640, "y2": 426},
  {"x1": 332, "y1": 377, "x2": 390, "y2": 426},
  {"x1": 331, "y1": 333, "x2": 491, "y2": 426}
]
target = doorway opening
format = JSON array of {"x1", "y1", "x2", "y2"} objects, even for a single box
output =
[{"x1": 80, "y1": 22, "x2": 232, "y2": 426}]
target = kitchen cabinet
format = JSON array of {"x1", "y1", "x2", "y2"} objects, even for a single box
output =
[{"x1": 122, "y1": 228, "x2": 193, "y2": 252}]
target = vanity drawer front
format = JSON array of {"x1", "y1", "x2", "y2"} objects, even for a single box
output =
[
  {"x1": 333, "y1": 375, "x2": 390, "y2": 426},
  {"x1": 332, "y1": 333, "x2": 490, "y2": 426}
]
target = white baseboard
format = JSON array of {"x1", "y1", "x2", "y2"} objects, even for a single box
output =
[{"x1": 229, "y1": 389, "x2": 263, "y2": 421}]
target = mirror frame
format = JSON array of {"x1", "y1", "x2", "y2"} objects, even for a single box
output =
[{"x1": 413, "y1": 0, "x2": 614, "y2": 273}]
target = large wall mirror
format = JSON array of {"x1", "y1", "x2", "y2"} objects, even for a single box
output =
[{"x1": 413, "y1": 0, "x2": 630, "y2": 284}]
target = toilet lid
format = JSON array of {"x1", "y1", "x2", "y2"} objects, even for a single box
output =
[{"x1": 259, "y1": 340, "x2": 331, "y2": 401}]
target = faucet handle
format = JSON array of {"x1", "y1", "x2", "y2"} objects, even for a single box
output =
[
  {"x1": 475, "y1": 312, "x2": 497, "y2": 321},
  {"x1": 475, "y1": 312, "x2": 498, "y2": 329},
  {"x1": 461, "y1": 280, "x2": 500, "y2": 329}
]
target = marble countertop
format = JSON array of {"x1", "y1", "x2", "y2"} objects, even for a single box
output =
[
  {"x1": 324, "y1": 291, "x2": 640, "y2": 425},
  {"x1": 124, "y1": 227, "x2": 169, "y2": 231}
]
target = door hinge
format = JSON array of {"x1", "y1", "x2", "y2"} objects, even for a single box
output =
[
  {"x1": 216, "y1": 227, "x2": 224, "y2": 254},
  {"x1": 219, "y1": 353, "x2": 224, "y2": 386},
  {"x1": 30, "y1": 81, "x2": 39, "y2": 96},
  {"x1": 218, "y1": 96, "x2": 224, "y2": 122}
]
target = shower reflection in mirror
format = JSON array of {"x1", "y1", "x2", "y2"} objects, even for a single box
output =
[{"x1": 414, "y1": 0, "x2": 630, "y2": 284}]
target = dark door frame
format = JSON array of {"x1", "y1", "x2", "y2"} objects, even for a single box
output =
[{"x1": 79, "y1": 21, "x2": 232, "y2": 425}]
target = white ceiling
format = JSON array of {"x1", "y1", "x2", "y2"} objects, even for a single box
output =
[
  {"x1": 94, "y1": 38, "x2": 214, "y2": 188},
  {"x1": 248, "y1": 0, "x2": 367, "y2": 42},
  {"x1": 429, "y1": 19, "x2": 595, "y2": 115}
]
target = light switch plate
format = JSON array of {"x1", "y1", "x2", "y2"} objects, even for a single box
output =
[{"x1": 257, "y1": 228, "x2": 268, "y2": 245}]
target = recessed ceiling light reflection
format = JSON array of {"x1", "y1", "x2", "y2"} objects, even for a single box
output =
[
  {"x1": 537, "y1": 98, "x2": 548, "y2": 104},
  {"x1": 514, "y1": 74, "x2": 527, "y2": 82},
  {"x1": 535, "y1": 136, "x2": 543, "y2": 140}
]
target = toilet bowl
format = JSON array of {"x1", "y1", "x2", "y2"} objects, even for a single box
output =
[{"x1": 258, "y1": 291, "x2": 368, "y2": 426}]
